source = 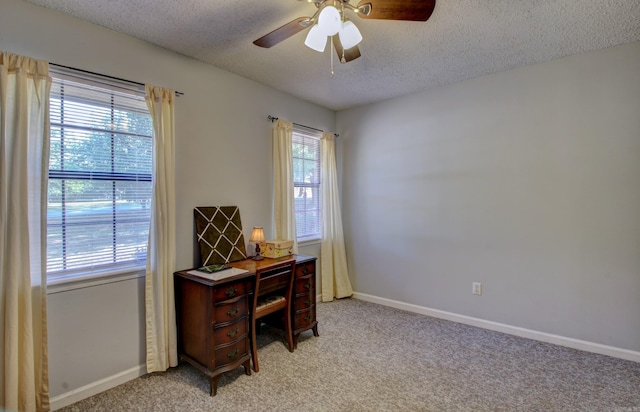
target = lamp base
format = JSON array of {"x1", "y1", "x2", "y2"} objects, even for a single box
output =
[{"x1": 252, "y1": 243, "x2": 264, "y2": 261}]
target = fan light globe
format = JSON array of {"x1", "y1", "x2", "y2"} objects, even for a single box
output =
[
  {"x1": 305, "y1": 24, "x2": 327, "y2": 52},
  {"x1": 339, "y1": 20, "x2": 362, "y2": 49},
  {"x1": 317, "y1": 5, "x2": 341, "y2": 36}
]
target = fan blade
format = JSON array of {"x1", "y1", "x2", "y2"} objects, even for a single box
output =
[
  {"x1": 253, "y1": 17, "x2": 311, "y2": 48},
  {"x1": 356, "y1": 0, "x2": 436, "y2": 21},
  {"x1": 332, "y1": 36, "x2": 361, "y2": 63}
]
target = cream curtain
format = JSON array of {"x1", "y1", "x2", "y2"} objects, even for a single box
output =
[
  {"x1": 144, "y1": 85, "x2": 178, "y2": 373},
  {"x1": 272, "y1": 119, "x2": 298, "y2": 253},
  {"x1": 0, "y1": 51, "x2": 51, "y2": 411},
  {"x1": 320, "y1": 132, "x2": 353, "y2": 302}
]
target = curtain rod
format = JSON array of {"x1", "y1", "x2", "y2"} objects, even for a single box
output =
[
  {"x1": 50, "y1": 63, "x2": 184, "y2": 96},
  {"x1": 268, "y1": 115, "x2": 339, "y2": 138}
]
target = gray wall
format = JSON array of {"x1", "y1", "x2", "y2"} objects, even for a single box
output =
[
  {"x1": 2, "y1": 0, "x2": 639, "y2": 407},
  {"x1": 1, "y1": 0, "x2": 331, "y2": 406},
  {"x1": 337, "y1": 41, "x2": 640, "y2": 353}
]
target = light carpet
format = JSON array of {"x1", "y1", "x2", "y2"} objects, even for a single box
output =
[{"x1": 58, "y1": 298, "x2": 640, "y2": 411}]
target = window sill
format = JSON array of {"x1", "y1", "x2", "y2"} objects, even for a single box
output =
[
  {"x1": 298, "y1": 238, "x2": 321, "y2": 247},
  {"x1": 47, "y1": 266, "x2": 146, "y2": 294}
]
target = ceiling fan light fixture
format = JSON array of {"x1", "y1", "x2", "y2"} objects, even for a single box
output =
[
  {"x1": 339, "y1": 20, "x2": 363, "y2": 50},
  {"x1": 317, "y1": 5, "x2": 341, "y2": 36},
  {"x1": 304, "y1": 24, "x2": 328, "y2": 52}
]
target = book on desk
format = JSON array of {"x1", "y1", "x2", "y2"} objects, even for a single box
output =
[{"x1": 187, "y1": 265, "x2": 249, "y2": 281}]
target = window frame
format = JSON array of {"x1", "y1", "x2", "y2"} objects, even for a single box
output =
[
  {"x1": 292, "y1": 127, "x2": 322, "y2": 243},
  {"x1": 46, "y1": 67, "x2": 153, "y2": 287}
]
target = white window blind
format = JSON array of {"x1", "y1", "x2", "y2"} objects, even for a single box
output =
[
  {"x1": 47, "y1": 68, "x2": 153, "y2": 280},
  {"x1": 292, "y1": 127, "x2": 321, "y2": 242}
]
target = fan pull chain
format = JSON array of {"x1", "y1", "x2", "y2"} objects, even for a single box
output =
[{"x1": 330, "y1": 37, "x2": 335, "y2": 78}]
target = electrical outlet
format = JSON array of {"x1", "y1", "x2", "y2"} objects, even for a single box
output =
[{"x1": 472, "y1": 282, "x2": 482, "y2": 295}]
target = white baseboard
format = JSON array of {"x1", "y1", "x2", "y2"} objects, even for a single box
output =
[
  {"x1": 50, "y1": 364, "x2": 146, "y2": 411},
  {"x1": 352, "y1": 292, "x2": 640, "y2": 363}
]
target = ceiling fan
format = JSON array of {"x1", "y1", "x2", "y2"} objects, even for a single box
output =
[{"x1": 253, "y1": 0, "x2": 436, "y2": 63}]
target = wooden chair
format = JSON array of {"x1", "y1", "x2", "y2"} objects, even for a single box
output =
[{"x1": 250, "y1": 260, "x2": 295, "y2": 372}]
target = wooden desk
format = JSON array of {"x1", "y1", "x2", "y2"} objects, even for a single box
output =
[
  {"x1": 174, "y1": 254, "x2": 318, "y2": 396},
  {"x1": 229, "y1": 255, "x2": 319, "y2": 347},
  {"x1": 174, "y1": 267, "x2": 253, "y2": 396}
]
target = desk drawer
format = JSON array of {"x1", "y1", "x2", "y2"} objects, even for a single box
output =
[
  {"x1": 213, "y1": 281, "x2": 248, "y2": 301},
  {"x1": 294, "y1": 294, "x2": 314, "y2": 310},
  {"x1": 214, "y1": 317, "x2": 248, "y2": 347},
  {"x1": 214, "y1": 295, "x2": 248, "y2": 326},
  {"x1": 295, "y1": 262, "x2": 315, "y2": 278},
  {"x1": 294, "y1": 276, "x2": 314, "y2": 294},
  {"x1": 214, "y1": 339, "x2": 249, "y2": 370},
  {"x1": 294, "y1": 306, "x2": 316, "y2": 330}
]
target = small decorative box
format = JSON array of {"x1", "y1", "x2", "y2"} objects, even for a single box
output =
[{"x1": 260, "y1": 239, "x2": 294, "y2": 258}]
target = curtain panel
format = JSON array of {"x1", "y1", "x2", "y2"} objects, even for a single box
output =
[
  {"x1": 272, "y1": 119, "x2": 298, "y2": 253},
  {"x1": 0, "y1": 51, "x2": 51, "y2": 411},
  {"x1": 320, "y1": 132, "x2": 353, "y2": 302},
  {"x1": 144, "y1": 85, "x2": 178, "y2": 373}
]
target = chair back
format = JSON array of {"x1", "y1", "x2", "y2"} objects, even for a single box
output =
[
  {"x1": 250, "y1": 259, "x2": 296, "y2": 372},
  {"x1": 252, "y1": 260, "x2": 295, "y2": 317}
]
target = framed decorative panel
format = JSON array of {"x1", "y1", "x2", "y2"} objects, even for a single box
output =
[{"x1": 194, "y1": 206, "x2": 247, "y2": 266}]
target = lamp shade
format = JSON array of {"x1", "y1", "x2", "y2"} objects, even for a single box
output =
[
  {"x1": 339, "y1": 20, "x2": 362, "y2": 50},
  {"x1": 305, "y1": 24, "x2": 328, "y2": 52},
  {"x1": 317, "y1": 5, "x2": 341, "y2": 36},
  {"x1": 249, "y1": 226, "x2": 265, "y2": 243}
]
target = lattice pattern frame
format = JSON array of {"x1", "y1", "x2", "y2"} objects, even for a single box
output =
[{"x1": 194, "y1": 206, "x2": 247, "y2": 266}]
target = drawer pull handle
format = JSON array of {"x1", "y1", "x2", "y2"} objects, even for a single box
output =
[
  {"x1": 227, "y1": 348, "x2": 239, "y2": 360},
  {"x1": 304, "y1": 283, "x2": 311, "y2": 289},
  {"x1": 227, "y1": 307, "x2": 239, "y2": 317},
  {"x1": 302, "y1": 267, "x2": 309, "y2": 275},
  {"x1": 304, "y1": 315, "x2": 312, "y2": 321},
  {"x1": 225, "y1": 287, "x2": 238, "y2": 297},
  {"x1": 227, "y1": 328, "x2": 239, "y2": 338}
]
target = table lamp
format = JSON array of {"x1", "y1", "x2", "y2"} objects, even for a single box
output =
[{"x1": 249, "y1": 226, "x2": 265, "y2": 260}]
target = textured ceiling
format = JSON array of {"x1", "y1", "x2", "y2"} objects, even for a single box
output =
[{"x1": 24, "y1": 0, "x2": 640, "y2": 111}]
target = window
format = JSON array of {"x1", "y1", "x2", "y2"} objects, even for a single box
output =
[
  {"x1": 292, "y1": 128, "x2": 321, "y2": 242},
  {"x1": 47, "y1": 68, "x2": 153, "y2": 281}
]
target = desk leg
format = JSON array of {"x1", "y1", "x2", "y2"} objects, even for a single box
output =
[
  {"x1": 243, "y1": 359, "x2": 252, "y2": 376},
  {"x1": 210, "y1": 376, "x2": 220, "y2": 397}
]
